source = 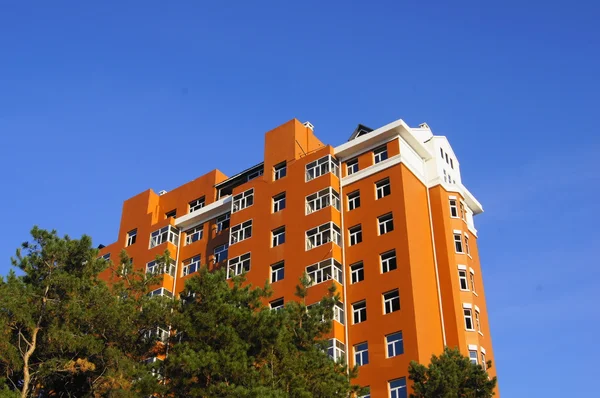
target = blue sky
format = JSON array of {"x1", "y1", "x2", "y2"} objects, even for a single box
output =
[{"x1": 1, "y1": 1, "x2": 599, "y2": 396}]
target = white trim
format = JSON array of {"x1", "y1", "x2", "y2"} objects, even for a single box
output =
[
  {"x1": 453, "y1": 229, "x2": 462, "y2": 234},
  {"x1": 449, "y1": 195, "x2": 457, "y2": 199},
  {"x1": 175, "y1": 196, "x2": 232, "y2": 230},
  {"x1": 457, "y1": 264, "x2": 467, "y2": 270},
  {"x1": 468, "y1": 344, "x2": 478, "y2": 351},
  {"x1": 342, "y1": 154, "x2": 401, "y2": 186},
  {"x1": 474, "y1": 305, "x2": 481, "y2": 313},
  {"x1": 464, "y1": 231, "x2": 470, "y2": 238},
  {"x1": 481, "y1": 347, "x2": 487, "y2": 355},
  {"x1": 469, "y1": 267, "x2": 475, "y2": 274},
  {"x1": 462, "y1": 303, "x2": 472, "y2": 309}
]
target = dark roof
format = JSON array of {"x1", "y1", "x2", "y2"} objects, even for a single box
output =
[{"x1": 348, "y1": 124, "x2": 374, "y2": 141}]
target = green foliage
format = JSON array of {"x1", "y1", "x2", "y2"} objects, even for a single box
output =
[
  {"x1": 0, "y1": 227, "x2": 172, "y2": 397},
  {"x1": 163, "y1": 268, "x2": 362, "y2": 397},
  {"x1": 408, "y1": 347, "x2": 497, "y2": 398}
]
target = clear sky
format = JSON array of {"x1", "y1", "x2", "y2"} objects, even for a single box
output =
[{"x1": 1, "y1": 1, "x2": 599, "y2": 396}]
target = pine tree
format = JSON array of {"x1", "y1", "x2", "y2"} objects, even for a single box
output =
[{"x1": 408, "y1": 347, "x2": 497, "y2": 398}]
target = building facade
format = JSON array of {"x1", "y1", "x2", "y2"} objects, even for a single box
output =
[{"x1": 98, "y1": 118, "x2": 497, "y2": 397}]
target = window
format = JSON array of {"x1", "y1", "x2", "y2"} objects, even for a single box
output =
[
  {"x1": 469, "y1": 350, "x2": 478, "y2": 364},
  {"x1": 349, "y1": 225, "x2": 363, "y2": 246},
  {"x1": 458, "y1": 270, "x2": 469, "y2": 290},
  {"x1": 230, "y1": 220, "x2": 252, "y2": 245},
  {"x1": 273, "y1": 161, "x2": 287, "y2": 180},
  {"x1": 144, "y1": 326, "x2": 169, "y2": 343},
  {"x1": 375, "y1": 178, "x2": 391, "y2": 199},
  {"x1": 354, "y1": 342, "x2": 369, "y2": 366},
  {"x1": 386, "y1": 331, "x2": 404, "y2": 357},
  {"x1": 305, "y1": 155, "x2": 339, "y2": 181},
  {"x1": 181, "y1": 255, "x2": 201, "y2": 276},
  {"x1": 247, "y1": 168, "x2": 263, "y2": 181},
  {"x1": 327, "y1": 339, "x2": 345, "y2": 362},
  {"x1": 346, "y1": 158, "x2": 359, "y2": 175},
  {"x1": 146, "y1": 259, "x2": 176, "y2": 277},
  {"x1": 352, "y1": 301, "x2": 367, "y2": 324},
  {"x1": 381, "y1": 250, "x2": 397, "y2": 273},
  {"x1": 449, "y1": 199, "x2": 458, "y2": 218},
  {"x1": 333, "y1": 301, "x2": 344, "y2": 324},
  {"x1": 351, "y1": 262, "x2": 364, "y2": 284},
  {"x1": 373, "y1": 145, "x2": 388, "y2": 164},
  {"x1": 214, "y1": 244, "x2": 228, "y2": 263},
  {"x1": 189, "y1": 197, "x2": 205, "y2": 213},
  {"x1": 347, "y1": 190, "x2": 360, "y2": 211},
  {"x1": 216, "y1": 213, "x2": 230, "y2": 232},
  {"x1": 227, "y1": 252, "x2": 251, "y2": 278},
  {"x1": 465, "y1": 234, "x2": 471, "y2": 255},
  {"x1": 460, "y1": 202, "x2": 466, "y2": 220},
  {"x1": 378, "y1": 213, "x2": 394, "y2": 235},
  {"x1": 306, "y1": 187, "x2": 340, "y2": 214},
  {"x1": 184, "y1": 225, "x2": 203, "y2": 245},
  {"x1": 270, "y1": 261, "x2": 284, "y2": 283},
  {"x1": 464, "y1": 308, "x2": 474, "y2": 330},
  {"x1": 270, "y1": 297, "x2": 284, "y2": 311},
  {"x1": 306, "y1": 222, "x2": 341, "y2": 250},
  {"x1": 454, "y1": 233, "x2": 464, "y2": 253},
  {"x1": 470, "y1": 270, "x2": 476, "y2": 293},
  {"x1": 445, "y1": 152, "x2": 449, "y2": 164},
  {"x1": 126, "y1": 229, "x2": 137, "y2": 246},
  {"x1": 149, "y1": 226, "x2": 179, "y2": 248},
  {"x1": 148, "y1": 288, "x2": 173, "y2": 298},
  {"x1": 272, "y1": 226, "x2": 286, "y2": 247},
  {"x1": 383, "y1": 290, "x2": 400, "y2": 314},
  {"x1": 306, "y1": 258, "x2": 343, "y2": 286},
  {"x1": 450, "y1": 158, "x2": 454, "y2": 169},
  {"x1": 273, "y1": 192, "x2": 286, "y2": 212},
  {"x1": 389, "y1": 378, "x2": 407, "y2": 398},
  {"x1": 481, "y1": 352, "x2": 487, "y2": 370},
  {"x1": 100, "y1": 253, "x2": 111, "y2": 261},
  {"x1": 165, "y1": 209, "x2": 177, "y2": 219},
  {"x1": 440, "y1": 148, "x2": 444, "y2": 158},
  {"x1": 475, "y1": 309, "x2": 482, "y2": 333},
  {"x1": 359, "y1": 387, "x2": 371, "y2": 398},
  {"x1": 232, "y1": 189, "x2": 253, "y2": 213}
]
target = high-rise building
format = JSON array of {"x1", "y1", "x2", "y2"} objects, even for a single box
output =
[{"x1": 98, "y1": 118, "x2": 497, "y2": 397}]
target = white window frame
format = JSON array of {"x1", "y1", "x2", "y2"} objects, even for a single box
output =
[
  {"x1": 454, "y1": 232, "x2": 464, "y2": 253},
  {"x1": 184, "y1": 225, "x2": 203, "y2": 245},
  {"x1": 247, "y1": 168, "x2": 263, "y2": 181},
  {"x1": 306, "y1": 222, "x2": 341, "y2": 250},
  {"x1": 273, "y1": 192, "x2": 286, "y2": 213},
  {"x1": 449, "y1": 198, "x2": 459, "y2": 218},
  {"x1": 270, "y1": 261, "x2": 284, "y2": 283},
  {"x1": 227, "y1": 252, "x2": 251, "y2": 278},
  {"x1": 470, "y1": 268, "x2": 476, "y2": 293},
  {"x1": 306, "y1": 258, "x2": 343, "y2": 286},
  {"x1": 305, "y1": 187, "x2": 341, "y2": 214},
  {"x1": 389, "y1": 378, "x2": 407, "y2": 398},
  {"x1": 381, "y1": 250, "x2": 397, "y2": 273},
  {"x1": 149, "y1": 226, "x2": 179, "y2": 248},
  {"x1": 346, "y1": 158, "x2": 359, "y2": 175},
  {"x1": 475, "y1": 309, "x2": 481, "y2": 333},
  {"x1": 100, "y1": 253, "x2": 111, "y2": 261},
  {"x1": 232, "y1": 189, "x2": 254, "y2": 213},
  {"x1": 126, "y1": 229, "x2": 137, "y2": 247},
  {"x1": 348, "y1": 225, "x2": 362, "y2": 246},
  {"x1": 214, "y1": 244, "x2": 228, "y2": 263},
  {"x1": 146, "y1": 259, "x2": 176, "y2": 277},
  {"x1": 272, "y1": 226, "x2": 285, "y2": 247},
  {"x1": 383, "y1": 289, "x2": 400, "y2": 314},
  {"x1": 351, "y1": 262, "x2": 364, "y2": 284},
  {"x1": 145, "y1": 326, "x2": 169, "y2": 343},
  {"x1": 465, "y1": 233, "x2": 471, "y2": 255},
  {"x1": 181, "y1": 255, "x2": 201, "y2": 277},
  {"x1": 481, "y1": 351, "x2": 487, "y2": 370},
  {"x1": 216, "y1": 213, "x2": 230, "y2": 232},
  {"x1": 305, "y1": 155, "x2": 339, "y2": 181},
  {"x1": 188, "y1": 197, "x2": 205, "y2": 213},
  {"x1": 352, "y1": 300, "x2": 367, "y2": 324},
  {"x1": 469, "y1": 350, "x2": 478, "y2": 364},
  {"x1": 230, "y1": 220, "x2": 252, "y2": 245},
  {"x1": 270, "y1": 297, "x2": 284, "y2": 311},
  {"x1": 386, "y1": 331, "x2": 404, "y2": 358},
  {"x1": 378, "y1": 213, "x2": 394, "y2": 235},
  {"x1": 458, "y1": 270, "x2": 469, "y2": 291},
  {"x1": 464, "y1": 308, "x2": 474, "y2": 330},
  {"x1": 148, "y1": 288, "x2": 173, "y2": 298},
  {"x1": 333, "y1": 301, "x2": 344, "y2": 324},
  {"x1": 327, "y1": 338, "x2": 345, "y2": 362},
  {"x1": 273, "y1": 161, "x2": 287, "y2": 180},
  {"x1": 354, "y1": 342, "x2": 369, "y2": 366},
  {"x1": 375, "y1": 178, "x2": 391, "y2": 199},
  {"x1": 373, "y1": 145, "x2": 388, "y2": 164},
  {"x1": 347, "y1": 190, "x2": 360, "y2": 211}
]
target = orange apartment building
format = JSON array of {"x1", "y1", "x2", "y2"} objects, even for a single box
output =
[{"x1": 97, "y1": 118, "x2": 497, "y2": 398}]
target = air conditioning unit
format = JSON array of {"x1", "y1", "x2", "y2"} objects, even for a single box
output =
[
  {"x1": 158, "y1": 190, "x2": 168, "y2": 196},
  {"x1": 303, "y1": 121, "x2": 314, "y2": 130}
]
